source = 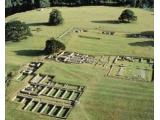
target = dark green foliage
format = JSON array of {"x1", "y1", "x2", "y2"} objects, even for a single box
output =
[
  {"x1": 5, "y1": 21, "x2": 32, "y2": 41},
  {"x1": 5, "y1": 0, "x2": 13, "y2": 15},
  {"x1": 118, "y1": 9, "x2": 137, "y2": 23},
  {"x1": 5, "y1": 0, "x2": 154, "y2": 16},
  {"x1": 5, "y1": 72, "x2": 13, "y2": 87},
  {"x1": 49, "y1": 9, "x2": 63, "y2": 25},
  {"x1": 40, "y1": 0, "x2": 50, "y2": 7},
  {"x1": 120, "y1": 0, "x2": 154, "y2": 8},
  {"x1": 21, "y1": 0, "x2": 35, "y2": 10},
  {"x1": 5, "y1": 0, "x2": 12, "y2": 8},
  {"x1": 44, "y1": 38, "x2": 65, "y2": 54},
  {"x1": 35, "y1": 0, "x2": 50, "y2": 8},
  {"x1": 5, "y1": 0, "x2": 35, "y2": 16},
  {"x1": 7, "y1": 72, "x2": 12, "y2": 78}
]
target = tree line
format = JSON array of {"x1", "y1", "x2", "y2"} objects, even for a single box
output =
[{"x1": 6, "y1": 0, "x2": 153, "y2": 16}]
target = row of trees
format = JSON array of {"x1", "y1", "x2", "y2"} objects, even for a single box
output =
[{"x1": 6, "y1": 0, "x2": 154, "y2": 16}]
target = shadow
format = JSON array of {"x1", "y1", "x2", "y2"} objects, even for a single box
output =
[
  {"x1": 14, "y1": 50, "x2": 46, "y2": 56},
  {"x1": 127, "y1": 31, "x2": 154, "y2": 39},
  {"x1": 141, "y1": 31, "x2": 154, "y2": 36},
  {"x1": 31, "y1": 28, "x2": 42, "y2": 32},
  {"x1": 5, "y1": 35, "x2": 32, "y2": 42},
  {"x1": 129, "y1": 41, "x2": 154, "y2": 47},
  {"x1": 91, "y1": 20, "x2": 121, "y2": 24},
  {"x1": 27, "y1": 22, "x2": 50, "y2": 26}
]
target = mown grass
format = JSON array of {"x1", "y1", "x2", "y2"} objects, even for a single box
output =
[
  {"x1": 6, "y1": 6, "x2": 154, "y2": 120},
  {"x1": 62, "y1": 31, "x2": 153, "y2": 57},
  {"x1": 6, "y1": 61, "x2": 153, "y2": 120},
  {"x1": 5, "y1": 6, "x2": 153, "y2": 73}
]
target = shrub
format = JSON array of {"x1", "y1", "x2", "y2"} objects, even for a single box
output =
[
  {"x1": 5, "y1": 21, "x2": 32, "y2": 41},
  {"x1": 44, "y1": 37, "x2": 65, "y2": 54},
  {"x1": 49, "y1": 9, "x2": 63, "y2": 25},
  {"x1": 118, "y1": 9, "x2": 137, "y2": 23}
]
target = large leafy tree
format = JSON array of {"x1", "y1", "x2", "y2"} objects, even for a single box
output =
[
  {"x1": 118, "y1": 9, "x2": 137, "y2": 23},
  {"x1": 5, "y1": 21, "x2": 32, "y2": 41},
  {"x1": 44, "y1": 38, "x2": 65, "y2": 54},
  {"x1": 48, "y1": 9, "x2": 63, "y2": 25}
]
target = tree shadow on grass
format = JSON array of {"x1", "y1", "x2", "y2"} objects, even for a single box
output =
[
  {"x1": 129, "y1": 41, "x2": 154, "y2": 47},
  {"x1": 91, "y1": 20, "x2": 121, "y2": 24},
  {"x1": 27, "y1": 22, "x2": 51, "y2": 26},
  {"x1": 14, "y1": 50, "x2": 47, "y2": 56},
  {"x1": 127, "y1": 31, "x2": 154, "y2": 39}
]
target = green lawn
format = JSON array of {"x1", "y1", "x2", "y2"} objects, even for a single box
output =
[
  {"x1": 6, "y1": 61, "x2": 154, "y2": 120},
  {"x1": 6, "y1": 6, "x2": 154, "y2": 120},
  {"x1": 6, "y1": 6, "x2": 153, "y2": 73},
  {"x1": 62, "y1": 29, "x2": 153, "y2": 57}
]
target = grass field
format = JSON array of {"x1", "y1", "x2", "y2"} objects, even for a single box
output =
[
  {"x1": 62, "y1": 28, "x2": 153, "y2": 57},
  {"x1": 6, "y1": 6, "x2": 154, "y2": 120},
  {"x1": 6, "y1": 61, "x2": 154, "y2": 120},
  {"x1": 6, "y1": 6, "x2": 153, "y2": 73}
]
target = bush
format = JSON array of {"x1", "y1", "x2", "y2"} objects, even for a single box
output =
[
  {"x1": 44, "y1": 37, "x2": 65, "y2": 54},
  {"x1": 118, "y1": 9, "x2": 137, "y2": 23},
  {"x1": 5, "y1": 21, "x2": 32, "y2": 41},
  {"x1": 49, "y1": 9, "x2": 63, "y2": 25}
]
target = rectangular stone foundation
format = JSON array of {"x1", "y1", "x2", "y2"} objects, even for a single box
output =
[{"x1": 12, "y1": 73, "x2": 86, "y2": 120}]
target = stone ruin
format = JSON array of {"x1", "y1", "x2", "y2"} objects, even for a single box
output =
[
  {"x1": 117, "y1": 56, "x2": 134, "y2": 62},
  {"x1": 13, "y1": 95, "x2": 73, "y2": 119},
  {"x1": 21, "y1": 62, "x2": 43, "y2": 75},
  {"x1": 117, "y1": 56, "x2": 154, "y2": 64},
  {"x1": 46, "y1": 51, "x2": 154, "y2": 67},
  {"x1": 46, "y1": 51, "x2": 95, "y2": 64},
  {"x1": 45, "y1": 51, "x2": 154, "y2": 81},
  {"x1": 104, "y1": 56, "x2": 154, "y2": 81},
  {"x1": 116, "y1": 64, "x2": 126, "y2": 76},
  {"x1": 91, "y1": 55, "x2": 154, "y2": 81},
  {"x1": 74, "y1": 28, "x2": 88, "y2": 33},
  {"x1": 102, "y1": 31, "x2": 115, "y2": 35},
  {"x1": 15, "y1": 62, "x2": 43, "y2": 82},
  {"x1": 13, "y1": 72, "x2": 86, "y2": 119}
]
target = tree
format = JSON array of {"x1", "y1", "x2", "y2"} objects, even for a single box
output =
[
  {"x1": 5, "y1": 21, "x2": 32, "y2": 41},
  {"x1": 35, "y1": 0, "x2": 50, "y2": 8},
  {"x1": 48, "y1": 9, "x2": 63, "y2": 25},
  {"x1": 44, "y1": 37, "x2": 65, "y2": 54},
  {"x1": 20, "y1": 0, "x2": 35, "y2": 11},
  {"x1": 5, "y1": 0, "x2": 13, "y2": 15},
  {"x1": 132, "y1": 0, "x2": 137, "y2": 7},
  {"x1": 118, "y1": 9, "x2": 137, "y2": 23},
  {"x1": 5, "y1": 0, "x2": 12, "y2": 8},
  {"x1": 5, "y1": 0, "x2": 154, "y2": 16}
]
